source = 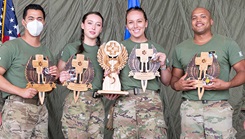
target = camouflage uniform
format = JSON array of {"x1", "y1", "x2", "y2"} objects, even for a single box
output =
[
  {"x1": 180, "y1": 100, "x2": 237, "y2": 139},
  {"x1": 172, "y1": 34, "x2": 244, "y2": 139},
  {"x1": 113, "y1": 39, "x2": 168, "y2": 139},
  {"x1": 0, "y1": 38, "x2": 55, "y2": 139},
  {"x1": 113, "y1": 89, "x2": 167, "y2": 139},
  {"x1": 61, "y1": 91, "x2": 104, "y2": 139},
  {"x1": 60, "y1": 41, "x2": 104, "y2": 138},
  {"x1": 0, "y1": 96, "x2": 48, "y2": 139}
]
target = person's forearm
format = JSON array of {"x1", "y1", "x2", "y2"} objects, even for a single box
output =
[
  {"x1": 229, "y1": 71, "x2": 245, "y2": 88},
  {"x1": 0, "y1": 76, "x2": 22, "y2": 96},
  {"x1": 160, "y1": 67, "x2": 171, "y2": 86},
  {"x1": 170, "y1": 75, "x2": 180, "y2": 91}
]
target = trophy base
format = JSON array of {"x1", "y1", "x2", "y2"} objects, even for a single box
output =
[
  {"x1": 67, "y1": 82, "x2": 91, "y2": 92},
  {"x1": 97, "y1": 90, "x2": 128, "y2": 95},
  {"x1": 26, "y1": 82, "x2": 56, "y2": 92},
  {"x1": 130, "y1": 72, "x2": 160, "y2": 80}
]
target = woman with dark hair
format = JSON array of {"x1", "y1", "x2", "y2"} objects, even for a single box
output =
[
  {"x1": 111, "y1": 7, "x2": 171, "y2": 138},
  {"x1": 58, "y1": 12, "x2": 104, "y2": 139}
]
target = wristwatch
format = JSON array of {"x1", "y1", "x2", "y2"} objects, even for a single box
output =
[{"x1": 160, "y1": 65, "x2": 167, "y2": 70}]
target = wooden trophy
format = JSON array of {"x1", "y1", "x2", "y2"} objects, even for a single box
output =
[
  {"x1": 186, "y1": 52, "x2": 220, "y2": 100},
  {"x1": 97, "y1": 40, "x2": 128, "y2": 95},
  {"x1": 25, "y1": 54, "x2": 56, "y2": 104},
  {"x1": 128, "y1": 43, "x2": 160, "y2": 92},
  {"x1": 63, "y1": 54, "x2": 94, "y2": 102}
]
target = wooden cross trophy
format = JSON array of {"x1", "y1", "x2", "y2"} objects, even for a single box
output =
[
  {"x1": 186, "y1": 52, "x2": 220, "y2": 100},
  {"x1": 25, "y1": 54, "x2": 56, "y2": 104},
  {"x1": 128, "y1": 43, "x2": 160, "y2": 92},
  {"x1": 97, "y1": 40, "x2": 128, "y2": 95},
  {"x1": 63, "y1": 54, "x2": 94, "y2": 102},
  {"x1": 195, "y1": 52, "x2": 213, "y2": 100}
]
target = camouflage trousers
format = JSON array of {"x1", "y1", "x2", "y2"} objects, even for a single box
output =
[
  {"x1": 113, "y1": 89, "x2": 167, "y2": 139},
  {"x1": 180, "y1": 100, "x2": 237, "y2": 139},
  {"x1": 61, "y1": 91, "x2": 104, "y2": 139},
  {"x1": 0, "y1": 96, "x2": 48, "y2": 139}
]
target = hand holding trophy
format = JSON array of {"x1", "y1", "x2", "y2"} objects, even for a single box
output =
[
  {"x1": 97, "y1": 40, "x2": 128, "y2": 95},
  {"x1": 186, "y1": 52, "x2": 220, "y2": 100},
  {"x1": 62, "y1": 54, "x2": 94, "y2": 102},
  {"x1": 128, "y1": 43, "x2": 161, "y2": 92},
  {"x1": 25, "y1": 54, "x2": 56, "y2": 104}
]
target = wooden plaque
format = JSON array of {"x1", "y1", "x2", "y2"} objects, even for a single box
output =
[
  {"x1": 128, "y1": 43, "x2": 160, "y2": 92},
  {"x1": 25, "y1": 54, "x2": 56, "y2": 104},
  {"x1": 186, "y1": 52, "x2": 220, "y2": 100},
  {"x1": 63, "y1": 54, "x2": 94, "y2": 102},
  {"x1": 97, "y1": 40, "x2": 128, "y2": 95}
]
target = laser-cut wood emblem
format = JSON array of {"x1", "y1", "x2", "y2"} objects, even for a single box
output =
[
  {"x1": 97, "y1": 40, "x2": 128, "y2": 95},
  {"x1": 186, "y1": 52, "x2": 220, "y2": 100},
  {"x1": 63, "y1": 54, "x2": 94, "y2": 102},
  {"x1": 128, "y1": 43, "x2": 160, "y2": 92},
  {"x1": 25, "y1": 54, "x2": 56, "y2": 104}
]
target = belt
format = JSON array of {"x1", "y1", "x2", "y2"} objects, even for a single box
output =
[
  {"x1": 128, "y1": 88, "x2": 158, "y2": 95},
  {"x1": 182, "y1": 98, "x2": 227, "y2": 104},
  {"x1": 8, "y1": 95, "x2": 41, "y2": 106},
  {"x1": 92, "y1": 91, "x2": 103, "y2": 98},
  {"x1": 72, "y1": 91, "x2": 102, "y2": 98}
]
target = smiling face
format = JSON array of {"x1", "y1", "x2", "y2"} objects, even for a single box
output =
[
  {"x1": 82, "y1": 14, "x2": 103, "y2": 42},
  {"x1": 126, "y1": 10, "x2": 148, "y2": 42},
  {"x1": 191, "y1": 7, "x2": 213, "y2": 35}
]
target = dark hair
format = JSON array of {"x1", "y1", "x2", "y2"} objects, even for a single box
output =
[
  {"x1": 125, "y1": 6, "x2": 148, "y2": 39},
  {"x1": 125, "y1": 6, "x2": 147, "y2": 24},
  {"x1": 77, "y1": 12, "x2": 104, "y2": 54},
  {"x1": 23, "y1": 4, "x2": 45, "y2": 20}
]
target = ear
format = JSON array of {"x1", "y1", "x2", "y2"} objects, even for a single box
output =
[
  {"x1": 125, "y1": 25, "x2": 129, "y2": 30},
  {"x1": 210, "y1": 19, "x2": 214, "y2": 26},
  {"x1": 42, "y1": 20, "x2": 46, "y2": 26},
  {"x1": 22, "y1": 19, "x2": 26, "y2": 27},
  {"x1": 145, "y1": 20, "x2": 148, "y2": 28},
  {"x1": 81, "y1": 23, "x2": 84, "y2": 29}
]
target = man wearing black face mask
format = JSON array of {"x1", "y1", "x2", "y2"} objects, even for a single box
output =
[{"x1": 0, "y1": 4, "x2": 59, "y2": 138}]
